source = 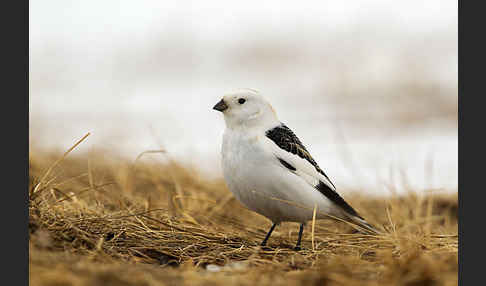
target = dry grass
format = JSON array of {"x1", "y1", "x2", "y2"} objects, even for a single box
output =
[{"x1": 29, "y1": 137, "x2": 457, "y2": 286}]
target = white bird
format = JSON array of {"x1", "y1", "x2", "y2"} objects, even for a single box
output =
[{"x1": 213, "y1": 88, "x2": 380, "y2": 250}]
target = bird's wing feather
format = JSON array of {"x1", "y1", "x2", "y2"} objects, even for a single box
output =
[
  {"x1": 265, "y1": 124, "x2": 336, "y2": 189},
  {"x1": 265, "y1": 123, "x2": 362, "y2": 219}
]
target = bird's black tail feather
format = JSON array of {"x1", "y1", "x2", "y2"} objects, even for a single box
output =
[{"x1": 348, "y1": 215, "x2": 382, "y2": 235}]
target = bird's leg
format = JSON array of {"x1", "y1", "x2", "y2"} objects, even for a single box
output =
[
  {"x1": 260, "y1": 223, "x2": 278, "y2": 247},
  {"x1": 294, "y1": 223, "x2": 305, "y2": 251}
]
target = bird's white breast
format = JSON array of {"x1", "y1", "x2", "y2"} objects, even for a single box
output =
[{"x1": 221, "y1": 129, "x2": 270, "y2": 202}]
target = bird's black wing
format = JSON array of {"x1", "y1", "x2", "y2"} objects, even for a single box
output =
[
  {"x1": 266, "y1": 123, "x2": 362, "y2": 218},
  {"x1": 265, "y1": 123, "x2": 335, "y2": 187}
]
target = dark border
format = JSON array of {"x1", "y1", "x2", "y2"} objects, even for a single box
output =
[
  {"x1": 4, "y1": 0, "x2": 29, "y2": 285},
  {"x1": 458, "y1": 0, "x2": 479, "y2": 284},
  {"x1": 457, "y1": 0, "x2": 462, "y2": 283}
]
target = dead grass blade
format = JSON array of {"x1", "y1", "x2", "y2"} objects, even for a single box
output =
[{"x1": 31, "y1": 132, "x2": 91, "y2": 197}]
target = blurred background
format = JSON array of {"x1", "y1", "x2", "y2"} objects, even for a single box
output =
[{"x1": 29, "y1": 0, "x2": 457, "y2": 195}]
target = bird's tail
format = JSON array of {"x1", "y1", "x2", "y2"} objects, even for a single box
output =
[{"x1": 347, "y1": 215, "x2": 382, "y2": 235}]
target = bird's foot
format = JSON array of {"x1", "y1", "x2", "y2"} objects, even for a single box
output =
[{"x1": 293, "y1": 246, "x2": 302, "y2": 251}]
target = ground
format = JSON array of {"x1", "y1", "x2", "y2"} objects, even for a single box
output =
[{"x1": 29, "y1": 146, "x2": 458, "y2": 286}]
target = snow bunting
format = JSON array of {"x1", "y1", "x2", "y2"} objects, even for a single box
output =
[{"x1": 213, "y1": 88, "x2": 380, "y2": 250}]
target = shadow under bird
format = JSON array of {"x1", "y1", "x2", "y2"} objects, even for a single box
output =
[{"x1": 213, "y1": 88, "x2": 380, "y2": 250}]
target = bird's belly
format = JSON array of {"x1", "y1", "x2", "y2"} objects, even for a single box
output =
[{"x1": 223, "y1": 153, "x2": 335, "y2": 223}]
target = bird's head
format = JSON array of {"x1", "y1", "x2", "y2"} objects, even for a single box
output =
[{"x1": 213, "y1": 88, "x2": 279, "y2": 131}]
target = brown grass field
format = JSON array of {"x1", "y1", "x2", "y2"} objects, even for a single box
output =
[{"x1": 29, "y1": 135, "x2": 458, "y2": 286}]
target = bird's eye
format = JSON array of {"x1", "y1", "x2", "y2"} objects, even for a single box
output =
[{"x1": 238, "y1": 98, "x2": 246, "y2": 104}]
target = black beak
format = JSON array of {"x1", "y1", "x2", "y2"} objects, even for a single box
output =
[{"x1": 213, "y1": 99, "x2": 228, "y2": 112}]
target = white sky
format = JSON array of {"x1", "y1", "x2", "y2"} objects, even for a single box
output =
[{"x1": 30, "y1": 0, "x2": 457, "y2": 47}]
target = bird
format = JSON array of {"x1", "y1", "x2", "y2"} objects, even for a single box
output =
[{"x1": 213, "y1": 88, "x2": 380, "y2": 250}]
